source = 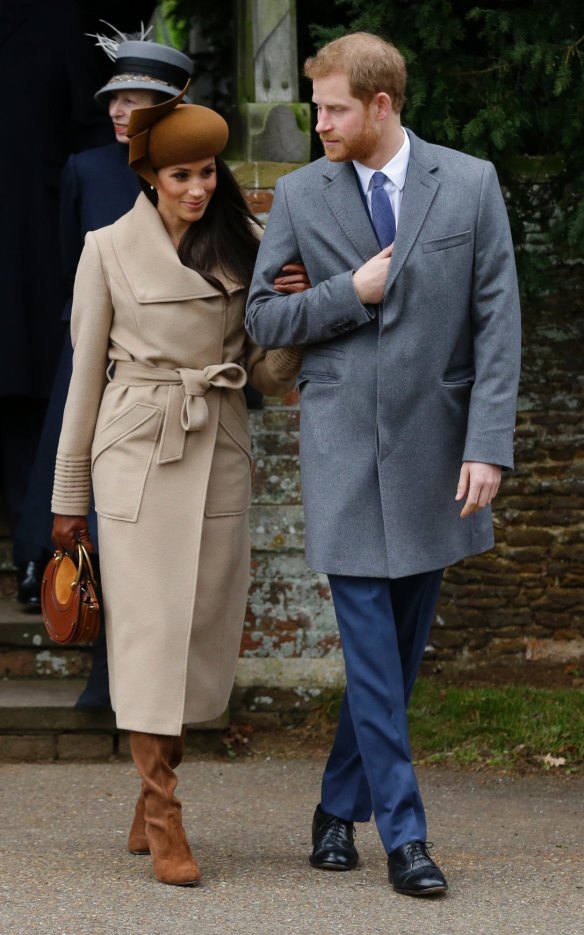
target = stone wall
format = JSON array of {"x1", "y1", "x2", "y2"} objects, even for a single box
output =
[{"x1": 237, "y1": 162, "x2": 584, "y2": 669}]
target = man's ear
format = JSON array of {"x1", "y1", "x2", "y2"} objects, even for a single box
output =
[{"x1": 373, "y1": 92, "x2": 392, "y2": 121}]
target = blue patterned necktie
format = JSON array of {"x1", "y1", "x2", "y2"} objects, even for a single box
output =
[{"x1": 370, "y1": 171, "x2": 396, "y2": 248}]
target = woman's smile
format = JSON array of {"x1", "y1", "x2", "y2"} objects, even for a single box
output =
[{"x1": 154, "y1": 159, "x2": 218, "y2": 242}]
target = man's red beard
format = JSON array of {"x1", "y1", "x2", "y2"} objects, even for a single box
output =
[{"x1": 320, "y1": 116, "x2": 379, "y2": 163}]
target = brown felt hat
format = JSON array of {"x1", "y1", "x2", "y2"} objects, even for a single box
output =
[{"x1": 127, "y1": 83, "x2": 229, "y2": 186}]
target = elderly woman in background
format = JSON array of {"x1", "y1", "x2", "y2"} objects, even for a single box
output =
[{"x1": 51, "y1": 88, "x2": 304, "y2": 886}]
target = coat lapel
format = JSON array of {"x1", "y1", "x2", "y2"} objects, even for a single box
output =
[
  {"x1": 384, "y1": 130, "x2": 440, "y2": 297},
  {"x1": 112, "y1": 194, "x2": 229, "y2": 303},
  {"x1": 322, "y1": 162, "x2": 380, "y2": 262}
]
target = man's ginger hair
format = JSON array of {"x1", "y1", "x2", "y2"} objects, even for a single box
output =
[{"x1": 304, "y1": 32, "x2": 406, "y2": 114}]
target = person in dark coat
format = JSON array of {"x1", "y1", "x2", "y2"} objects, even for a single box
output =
[
  {"x1": 0, "y1": 0, "x2": 115, "y2": 598},
  {"x1": 18, "y1": 34, "x2": 193, "y2": 708}
]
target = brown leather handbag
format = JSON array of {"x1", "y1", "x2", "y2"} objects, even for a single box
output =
[{"x1": 41, "y1": 544, "x2": 100, "y2": 644}]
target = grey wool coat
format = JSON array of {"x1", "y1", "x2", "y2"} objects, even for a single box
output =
[
  {"x1": 52, "y1": 193, "x2": 301, "y2": 735},
  {"x1": 246, "y1": 130, "x2": 521, "y2": 579}
]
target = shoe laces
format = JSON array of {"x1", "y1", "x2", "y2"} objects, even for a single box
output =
[
  {"x1": 326, "y1": 816, "x2": 355, "y2": 843},
  {"x1": 405, "y1": 840, "x2": 432, "y2": 867}
]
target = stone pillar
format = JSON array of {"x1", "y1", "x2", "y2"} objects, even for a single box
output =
[{"x1": 231, "y1": 0, "x2": 310, "y2": 162}]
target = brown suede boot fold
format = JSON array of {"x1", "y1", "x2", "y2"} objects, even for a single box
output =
[
  {"x1": 128, "y1": 728, "x2": 186, "y2": 855},
  {"x1": 127, "y1": 789, "x2": 148, "y2": 854},
  {"x1": 130, "y1": 730, "x2": 200, "y2": 885}
]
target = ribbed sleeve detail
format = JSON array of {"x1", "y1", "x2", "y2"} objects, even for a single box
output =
[
  {"x1": 51, "y1": 455, "x2": 92, "y2": 516},
  {"x1": 265, "y1": 346, "x2": 304, "y2": 379}
]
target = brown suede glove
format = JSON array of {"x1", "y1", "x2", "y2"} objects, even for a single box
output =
[{"x1": 51, "y1": 515, "x2": 95, "y2": 554}]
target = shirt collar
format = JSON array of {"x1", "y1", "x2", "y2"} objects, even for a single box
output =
[{"x1": 353, "y1": 127, "x2": 410, "y2": 194}]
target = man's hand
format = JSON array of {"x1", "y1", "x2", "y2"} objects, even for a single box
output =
[
  {"x1": 51, "y1": 514, "x2": 95, "y2": 554},
  {"x1": 352, "y1": 245, "x2": 393, "y2": 304},
  {"x1": 273, "y1": 263, "x2": 311, "y2": 294},
  {"x1": 456, "y1": 462, "x2": 502, "y2": 519}
]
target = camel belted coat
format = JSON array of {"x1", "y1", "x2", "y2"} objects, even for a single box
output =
[{"x1": 52, "y1": 193, "x2": 301, "y2": 734}]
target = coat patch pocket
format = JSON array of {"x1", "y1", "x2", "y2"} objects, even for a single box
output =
[
  {"x1": 297, "y1": 347, "x2": 346, "y2": 388},
  {"x1": 205, "y1": 396, "x2": 252, "y2": 518},
  {"x1": 91, "y1": 403, "x2": 162, "y2": 522},
  {"x1": 441, "y1": 366, "x2": 475, "y2": 386},
  {"x1": 423, "y1": 231, "x2": 472, "y2": 253}
]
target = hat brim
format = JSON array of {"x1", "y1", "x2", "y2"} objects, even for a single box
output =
[{"x1": 95, "y1": 79, "x2": 190, "y2": 106}]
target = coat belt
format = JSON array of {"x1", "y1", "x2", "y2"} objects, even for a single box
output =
[{"x1": 108, "y1": 360, "x2": 247, "y2": 464}]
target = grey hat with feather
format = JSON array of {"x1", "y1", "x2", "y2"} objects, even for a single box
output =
[{"x1": 91, "y1": 23, "x2": 193, "y2": 105}]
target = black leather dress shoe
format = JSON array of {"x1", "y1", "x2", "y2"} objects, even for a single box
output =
[
  {"x1": 17, "y1": 560, "x2": 44, "y2": 608},
  {"x1": 309, "y1": 805, "x2": 359, "y2": 871},
  {"x1": 387, "y1": 840, "x2": 447, "y2": 896}
]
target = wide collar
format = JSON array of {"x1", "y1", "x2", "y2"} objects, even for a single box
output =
[
  {"x1": 111, "y1": 193, "x2": 241, "y2": 303},
  {"x1": 320, "y1": 130, "x2": 440, "y2": 294}
]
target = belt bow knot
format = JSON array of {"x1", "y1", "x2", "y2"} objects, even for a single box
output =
[
  {"x1": 177, "y1": 364, "x2": 246, "y2": 434},
  {"x1": 109, "y1": 360, "x2": 247, "y2": 464}
]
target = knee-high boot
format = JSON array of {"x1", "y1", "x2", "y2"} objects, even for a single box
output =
[
  {"x1": 129, "y1": 730, "x2": 200, "y2": 886},
  {"x1": 128, "y1": 728, "x2": 186, "y2": 855}
]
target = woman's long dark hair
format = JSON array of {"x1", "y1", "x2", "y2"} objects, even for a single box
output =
[{"x1": 142, "y1": 157, "x2": 260, "y2": 296}]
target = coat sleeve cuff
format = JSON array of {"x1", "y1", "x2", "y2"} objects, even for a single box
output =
[{"x1": 51, "y1": 455, "x2": 92, "y2": 515}]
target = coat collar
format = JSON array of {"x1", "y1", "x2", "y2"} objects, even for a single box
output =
[
  {"x1": 383, "y1": 129, "x2": 440, "y2": 296},
  {"x1": 112, "y1": 193, "x2": 240, "y2": 303},
  {"x1": 321, "y1": 160, "x2": 380, "y2": 261}
]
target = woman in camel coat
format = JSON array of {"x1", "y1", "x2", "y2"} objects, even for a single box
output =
[{"x1": 51, "y1": 89, "x2": 303, "y2": 887}]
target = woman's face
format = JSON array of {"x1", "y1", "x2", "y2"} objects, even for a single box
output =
[
  {"x1": 155, "y1": 158, "x2": 218, "y2": 236},
  {"x1": 108, "y1": 90, "x2": 159, "y2": 143}
]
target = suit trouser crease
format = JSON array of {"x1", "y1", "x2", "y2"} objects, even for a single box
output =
[{"x1": 321, "y1": 571, "x2": 443, "y2": 854}]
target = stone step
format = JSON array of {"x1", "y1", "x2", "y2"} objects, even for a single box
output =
[
  {"x1": 0, "y1": 597, "x2": 94, "y2": 679},
  {"x1": 0, "y1": 565, "x2": 17, "y2": 600},
  {"x1": 0, "y1": 679, "x2": 227, "y2": 761}
]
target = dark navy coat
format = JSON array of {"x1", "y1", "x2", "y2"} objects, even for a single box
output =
[
  {"x1": 18, "y1": 143, "x2": 140, "y2": 551},
  {"x1": 0, "y1": 0, "x2": 114, "y2": 399}
]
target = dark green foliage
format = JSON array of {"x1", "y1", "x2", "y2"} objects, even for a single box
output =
[{"x1": 310, "y1": 1, "x2": 584, "y2": 293}]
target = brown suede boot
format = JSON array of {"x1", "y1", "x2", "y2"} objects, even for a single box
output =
[
  {"x1": 130, "y1": 730, "x2": 200, "y2": 886},
  {"x1": 128, "y1": 728, "x2": 187, "y2": 855},
  {"x1": 128, "y1": 788, "x2": 148, "y2": 854}
]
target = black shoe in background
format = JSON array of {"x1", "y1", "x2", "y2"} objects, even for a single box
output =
[{"x1": 17, "y1": 559, "x2": 45, "y2": 609}]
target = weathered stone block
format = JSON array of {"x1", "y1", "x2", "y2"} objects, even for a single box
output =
[
  {"x1": 505, "y1": 528, "x2": 555, "y2": 546},
  {"x1": 230, "y1": 160, "x2": 303, "y2": 188},
  {"x1": 235, "y1": 103, "x2": 311, "y2": 162},
  {"x1": 251, "y1": 431, "x2": 299, "y2": 459},
  {"x1": 244, "y1": 189, "x2": 274, "y2": 215},
  {"x1": 57, "y1": 734, "x2": 114, "y2": 760},
  {"x1": 526, "y1": 637, "x2": 584, "y2": 662},
  {"x1": 0, "y1": 650, "x2": 36, "y2": 677},
  {"x1": 488, "y1": 637, "x2": 527, "y2": 655},
  {"x1": 252, "y1": 456, "x2": 302, "y2": 504},
  {"x1": 254, "y1": 409, "x2": 300, "y2": 432},
  {"x1": 0, "y1": 734, "x2": 57, "y2": 761},
  {"x1": 250, "y1": 505, "x2": 305, "y2": 551}
]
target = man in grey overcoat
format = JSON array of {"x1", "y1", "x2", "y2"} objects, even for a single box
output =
[{"x1": 246, "y1": 32, "x2": 521, "y2": 897}]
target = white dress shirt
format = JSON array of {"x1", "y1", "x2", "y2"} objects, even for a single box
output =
[{"x1": 353, "y1": 128, "x2": 410, "y2": 230}]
